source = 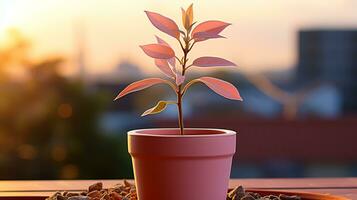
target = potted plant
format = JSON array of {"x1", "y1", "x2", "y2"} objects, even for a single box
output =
[{"x1": 115, "y1": 4, "x2": 242, "y2": 200}]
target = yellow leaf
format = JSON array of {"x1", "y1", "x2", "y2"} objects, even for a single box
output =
[
  {"x1": 186, "y1": 4, "x2": 193, "y2": 27},
  {"x1": 181, "y1": 8, "x2": 187, "y2": 30},
  {"x1": 141, "y1": 101, "x2": 176, "y2": 117}
]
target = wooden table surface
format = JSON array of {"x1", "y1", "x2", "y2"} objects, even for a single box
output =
[{"x1": 0, "y1": 178, "x2": 356, "y2": 199}]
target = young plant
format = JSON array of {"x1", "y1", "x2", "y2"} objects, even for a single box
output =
[{"x1": 115, "y1": 4, "x2": 242, "y2": 135}]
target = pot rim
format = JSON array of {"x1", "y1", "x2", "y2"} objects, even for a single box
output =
[{"x1": 128, "y1": 128, "x2": 236, "y2": 138}]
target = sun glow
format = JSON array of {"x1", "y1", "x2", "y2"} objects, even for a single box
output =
[
  {"x1": 1, "y1": 0, "x2": 357, "y2": 75},
  {"x1": 0, "y1": 1, "x2": 20, "y2": 43}
]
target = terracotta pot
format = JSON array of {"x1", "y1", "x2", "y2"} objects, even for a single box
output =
[{"x1": 128, "y1": 128, "x2": 236, "y2": 200}]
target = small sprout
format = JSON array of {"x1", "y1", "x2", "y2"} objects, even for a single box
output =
[{"x1": 115, "y1": 4, "x2": 242, "y2": 135}]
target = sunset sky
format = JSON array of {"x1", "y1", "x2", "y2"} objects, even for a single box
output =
[{"x1": 1, "y1": 0, "x2": 357, "y2": 75}]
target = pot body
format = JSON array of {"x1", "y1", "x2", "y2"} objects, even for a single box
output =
[{"x1": 128, "y1": 128, "x2": 236, "y2": 200}]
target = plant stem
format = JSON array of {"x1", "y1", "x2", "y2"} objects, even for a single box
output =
[
  {"x1": 177, "y1": 89, "x2": 184, "y2": 135},
  {"x1": 177, "y1": 35, "x2": 190, "y2": 135}
]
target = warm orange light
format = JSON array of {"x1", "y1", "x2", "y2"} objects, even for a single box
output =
[
  {"x1": 1, "y1": 0, "x2": 356, "y2": 74},
  {"x1": 52, "y1": 145, "x2": 67, "y2": 162},
  {"x1": 61, "y1": 164, "x2": 79, "y2": 179},
  {"x1": 17, "y1": 144, "x2": 37, "y2": 160},
  {"x1": 57, "y1": 103, "x2": 73, "y2": 119}
]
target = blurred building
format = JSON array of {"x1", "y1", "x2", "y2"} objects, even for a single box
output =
[{"x1": 297, "y1": 29, "x2": 357, "y2": 112}]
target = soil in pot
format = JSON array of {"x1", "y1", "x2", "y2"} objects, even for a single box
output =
[{"x1": 46, "y1": 181, "x2": 304, "y2": 200}]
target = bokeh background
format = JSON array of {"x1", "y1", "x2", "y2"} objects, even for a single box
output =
[{"x1": 0, "y1": 0, "x2": 356, "y2": 180}]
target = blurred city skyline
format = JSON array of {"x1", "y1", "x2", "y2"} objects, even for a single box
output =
[
  {"x1": 1, "y1": 0, "x2": 357, "y2": 77},
  {"x1": 1, "y1": 0, "x2": 357, "y2": 180}
]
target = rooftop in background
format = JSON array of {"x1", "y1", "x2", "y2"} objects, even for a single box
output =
[{"x1": 297, "y1": 29, "x2": 357, "y2": 112}]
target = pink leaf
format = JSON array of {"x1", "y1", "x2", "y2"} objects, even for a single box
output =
[
  {"x1": 196, "y1": 77, "x2": 242, "y2": 100},
  {"x1": 155, "y1": 35, "x2": 170, "y2": 46},
  {"x1": 192, "y1": 56, "x2": 236, "y2": 67},
  {"x1": 175, "y1": 73, "x2": 185, "y2": 86},
  {"x1": 140, "y1": 44, "x2": 175, "y2": 59},
  {"x1": 192, "y1": 32, "x2": 225, "y2": 42},
  {"x1": 192, "y1": 20, "x2": 231, "y2": 35},
  {"x1": 154, "y1": 59, "x2": 175, "y2": 78},
  {"x1": 155, "y1": 36, "x2": 176, "y2": 67},
  {"x1": 114, "y1": 78, "x2": 168, "y2": 100},
  {"x1": 191, "y1": 20, "x2": 231, "y2": 42},
  {"x1": 168, "y1": 57, "x2": 176, "y2": 68},
  {"x1": 145, "y1": 11, "x2": 180, "y2": 39}
]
